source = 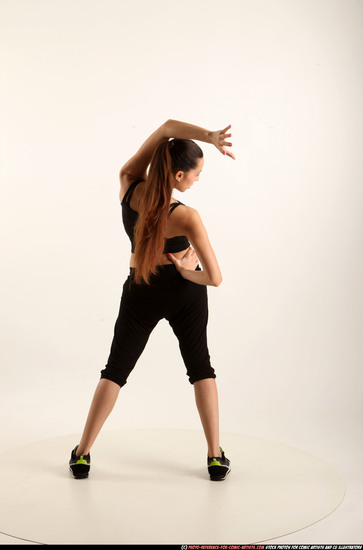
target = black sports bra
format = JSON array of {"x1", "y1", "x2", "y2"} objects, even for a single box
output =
[{"x1": 121, "y1": 179, "x2": 191, "y2": 254}]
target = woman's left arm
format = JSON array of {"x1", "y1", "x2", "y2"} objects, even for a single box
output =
[
  {"x1": 120, "y1": 121, "x2": 169, "y2": 183},
  {"x1": 165, "y1": 119, "x2": 235, "y2": 159},
  {"x1": 120, "y1": 119, "x2": 235, "y2": 186}
]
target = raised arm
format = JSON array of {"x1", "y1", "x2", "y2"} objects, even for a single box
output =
[
  {"x1": 120, "y1": 119, "x2": 235, "y2": 184},
  {"x1": 120, "y1": 122, "x2": 169, "y2": 183},
  {"x1": 164, "y1": 120, "x2": 235, "y2": 159}
]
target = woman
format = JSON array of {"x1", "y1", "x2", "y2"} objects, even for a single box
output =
[{"x1": 69, "y1": 119, "x2": 235, "y2": 481}]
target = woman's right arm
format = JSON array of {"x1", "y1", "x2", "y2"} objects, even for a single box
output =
[{"x1": 167, "y1": 208, "x2": 223, "y2": 287}]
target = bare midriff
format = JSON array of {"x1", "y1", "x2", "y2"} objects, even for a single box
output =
[{"x1": 129, "y1": 246, "x2": 191, "y2": 268}]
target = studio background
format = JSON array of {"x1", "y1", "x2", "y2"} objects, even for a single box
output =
[{"x1": 1, "y1": 0, "x2": 362, "y2": 542}]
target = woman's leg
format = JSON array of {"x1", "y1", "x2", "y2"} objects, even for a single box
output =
[
  {"x1": 75, "y1": 274, "x2": 160, "y2": 458},
  {"x1": 165, "y1": 278, "x2": 220, "y2": 457},
  {"x1": 76, "y1": 378, "x2": 120, "y2": 456},
  {"x1": 193, "y1": 378, "x2": 221, "y2": 458}
]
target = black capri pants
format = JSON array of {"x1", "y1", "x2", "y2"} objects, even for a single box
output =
[{"x1": 100, "y1": 264, "x2": 216, "y2": 387}]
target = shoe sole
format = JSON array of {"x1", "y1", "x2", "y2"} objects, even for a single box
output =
[
  {"x1": 209, "y1": 466, "x2": 231, "y2": 481},
  {"x1": 69, "y1": 464, "x2": 90, "y2": 479}
]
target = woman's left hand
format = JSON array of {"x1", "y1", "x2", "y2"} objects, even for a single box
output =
[
  {"x1": 167, "y1": 248, "x2": 199, "y2": 273},
  {"x1": 209, "y1": 124, "x2": 236, "y2": 159}
]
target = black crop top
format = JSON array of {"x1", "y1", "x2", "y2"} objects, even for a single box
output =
[{"x1": 121, "y1": 179, "x2": 191, "y2": 254}]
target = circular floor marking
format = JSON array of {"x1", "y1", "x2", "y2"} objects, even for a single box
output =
[{"x1": 0, "y1": 430, "x2": 345, "y2": 544}]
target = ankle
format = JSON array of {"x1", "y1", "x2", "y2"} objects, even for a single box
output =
[
  {"x1": 75, "y1": 446, "x2": 89, "y2": 457},
  {"x1": 208, "y1": 448, "x2": 221, "y2": 458}
]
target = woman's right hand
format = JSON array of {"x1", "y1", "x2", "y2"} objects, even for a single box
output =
[
  {"x1": 167, "y1": 248, "x2": 199, "y2": 275},
  {"x1": 210, "y1": 125, "x2": 236, "y2": 159}
]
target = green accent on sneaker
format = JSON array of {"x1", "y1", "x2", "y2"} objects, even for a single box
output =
[
  {"x1": 210, "y1": 458, "x2": 222, "y2": 467},
  {"x1": 76, "y1": 456, "x2": 88, "y2": 465}
]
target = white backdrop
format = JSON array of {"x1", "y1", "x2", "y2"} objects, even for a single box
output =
[{"x1": 1, "y1": 0, "x2": 362, "y2": 487}]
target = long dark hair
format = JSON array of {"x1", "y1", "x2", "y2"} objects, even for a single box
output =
[{"x1": 132, "y1": 138, "x2": 203, "y2": 285}]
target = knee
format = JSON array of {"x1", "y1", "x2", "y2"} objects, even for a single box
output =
[
  {"x1": 100, "y1": 366, "x2": 128, "y2": 388},
  {"x1": 188, "y1": 362, "x2": 216, "y2": 385},
  {"x1": 190, "y1": 374, "x2": 216, "y2": 385}
]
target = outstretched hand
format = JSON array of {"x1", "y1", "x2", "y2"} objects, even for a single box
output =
[{"x1": 210, "y1": 124, "x2": 236, "y2": 160}]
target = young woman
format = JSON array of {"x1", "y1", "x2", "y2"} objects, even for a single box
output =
[{"x1": 69, "y1": 119, "x2": 235, "y2": 481}]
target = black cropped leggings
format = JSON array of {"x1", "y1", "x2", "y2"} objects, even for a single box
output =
[{"x1": 100, "y1": 264, "x2": 216, "y2": 387}]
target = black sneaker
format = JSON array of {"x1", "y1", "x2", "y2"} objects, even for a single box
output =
[
  {"x1": 69, "y1": 445, "x2": 90, "y2": 479},
  {"x1": 208, "y1": 447, "x2": 231, "y2": 481}
]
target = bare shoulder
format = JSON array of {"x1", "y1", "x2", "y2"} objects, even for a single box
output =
[
  {"x1": 171, "y1": 204, "x2": 205, "y2": 238},
  {"x1": 172, "y1": 204, "x2": 200, "y2": 225}
]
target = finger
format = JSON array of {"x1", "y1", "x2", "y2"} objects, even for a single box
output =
[
  {"x1": 166, "y1": 253, "x2": 175, "y2": 262},
  {"x1": 222, "y1": 124, "x2": 232, "y2": 133},
  {"x1": 219, "y1": 131, "x2": 231, "y2": 140},
  {"x1": 225, "y1": 150, "x2": 236, "y2": 160}
]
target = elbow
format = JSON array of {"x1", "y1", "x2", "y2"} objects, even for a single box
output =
[
  {"x1": 212, "y1": 275, "x2": 223, "y2": 287},
  {"x1": 163, "y1": 119, "x2": 172, "y2": 138},
  {"x1": 120, "y1": 166, "x2": 130, "y2": 180}
]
